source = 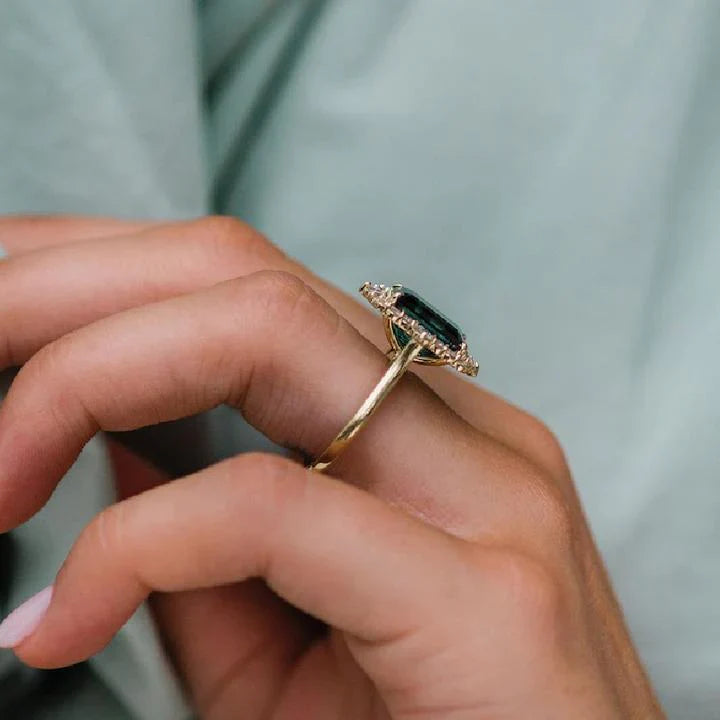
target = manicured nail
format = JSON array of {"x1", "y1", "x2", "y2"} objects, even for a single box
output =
[{"x1": 0, "y1": 585, "x2": 53, "y2": 648}]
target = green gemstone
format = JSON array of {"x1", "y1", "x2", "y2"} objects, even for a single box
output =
[{"x1": 392, "y1": 286, "x2": 463, "y2": 359}]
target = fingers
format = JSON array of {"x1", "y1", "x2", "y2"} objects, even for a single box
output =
[
  {"x1": 0, "y1": 270, "x2": 495, "y2": 533},
  {"x1": 1, "y1": 260, "x2": 570, "y2": 552},
  {"x1": 11, "y1": 453, "x2": 471, "y2": 673},
  {"x1": 152, "y1": 585, "x2": 313, "y2": 720},
  {"x1": 109, "y1": 441, "x2": 315, "y2": 718},
  {"x1": 0, "y1": 267, "x2": 564, "y2": 560},
  {"x1": 0, "y1": 218, "x2": 273, "y2": 368},
  {"x1": 3, "y1": 452, "x2": 635, "y2": 719},
  {"x1": 0, "y1": 215, "x2": 159, "y2": 255},
  {"x1": 0, "y1": 214, "x2": 569, "y2": 483}
]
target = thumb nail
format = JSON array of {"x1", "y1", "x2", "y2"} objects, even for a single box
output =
[{"x1": 0, "y1": 585, "x2": 53, "y2": 648}]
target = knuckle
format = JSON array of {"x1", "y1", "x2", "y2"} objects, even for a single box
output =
[
  {"x1": 480, "y1": 548, "x2": 566, "y2": 644},
  {"x1": 8, "y1": 333, "x2": 97, "y2": 443},
  {"x1": 26, "y1": 333, "x2": 76, "y2": 380},
  {"x1": 231, "y1": 450, "x2": 292, "y2": 479},
  {"x1": 217, "y1": 270, "x2": 339, "y2": 417},
  {"x1": 19, "y1": 336, "x2": 83, "y2": 415},
  {"x1": 196, "y1": 215, "x2": 281, "y2": 269},
  {"x1": 221, "y1": 453, "x2": 310, "y2": 574},
  {"x1": 212, "y1": 269, "x2": 313, "y2": 327},
  {"x1": 248, "y1": 267, "x2": 307, "y2": 302},
  {"x1": 247, "y1": 269, "x2": 334, "y2": 331},
  {"x1": 530, "y1": 477, "x2": 576, "y2": 552},
  {"x1": 234, "y1": 452, "x2": 308, "y2": 511},
  {"x1": 520, "y1": 415, "x2": 570, "y2": 480}
]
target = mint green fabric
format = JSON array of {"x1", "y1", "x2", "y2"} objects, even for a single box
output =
[{"x1": 2, "y1": 2, "x2": 720, "y2": 718}]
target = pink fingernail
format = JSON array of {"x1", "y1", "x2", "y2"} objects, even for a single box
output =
[{"x1": 0, "y1": 585, "x2": 53, "y2": 648}]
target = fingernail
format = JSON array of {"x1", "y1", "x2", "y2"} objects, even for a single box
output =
[{"x1": 0, "y1": 585, "x2": 53, "y2": 648}]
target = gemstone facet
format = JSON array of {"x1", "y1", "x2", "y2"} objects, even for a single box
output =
[
  {"x1": 393, "y1": 286, "x2": 463, "y2": 358},
  {"x1": 358, "y1": 281, "x2": 478, "y2": 376}
]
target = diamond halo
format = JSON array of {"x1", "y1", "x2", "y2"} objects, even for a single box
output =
[{"x1": 360, "y1": 282, "x2": 479, "y2": 377}]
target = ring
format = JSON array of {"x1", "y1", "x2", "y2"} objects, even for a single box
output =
[{"x1": 309, "y1": 282, "x2": 478, "y2": 472}]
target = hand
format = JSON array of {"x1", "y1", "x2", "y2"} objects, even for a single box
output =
[{"x1": 0, "y1": 216, "x2": 663, "y2": 719}]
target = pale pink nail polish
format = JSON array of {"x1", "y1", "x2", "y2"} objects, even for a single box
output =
[{"x1": 0, "y1": 585, "x2": 53, "y2": 648}]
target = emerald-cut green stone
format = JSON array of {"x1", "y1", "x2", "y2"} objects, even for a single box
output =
[{"x1": 392, "y1": 286, "x2": 463, "y2": 359}]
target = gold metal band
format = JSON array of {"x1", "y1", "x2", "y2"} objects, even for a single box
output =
[{"x1": 309, "y1": 340, "x2": 422, "y2": 472}]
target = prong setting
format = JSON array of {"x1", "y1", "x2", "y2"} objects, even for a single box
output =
[{"x1": 360, "y1": 282, "x2": 478, "y2": 377}]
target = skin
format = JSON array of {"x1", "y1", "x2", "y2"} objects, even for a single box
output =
[{"x1": 0, "y1": 215, "x2": 664, "y2": 719}]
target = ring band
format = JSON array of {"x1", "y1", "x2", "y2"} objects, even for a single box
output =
[{"x1": 309, "y1": 283, "x2": 478, "y2": 473}]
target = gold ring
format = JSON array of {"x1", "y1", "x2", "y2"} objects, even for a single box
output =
[{"x1": 309, "y1": 283, "x2": 478, "y2": 472}]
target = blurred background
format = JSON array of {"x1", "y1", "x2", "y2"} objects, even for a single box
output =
[{"x1": 1, "y1": 1, "x2": 719, "y2": 718}]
